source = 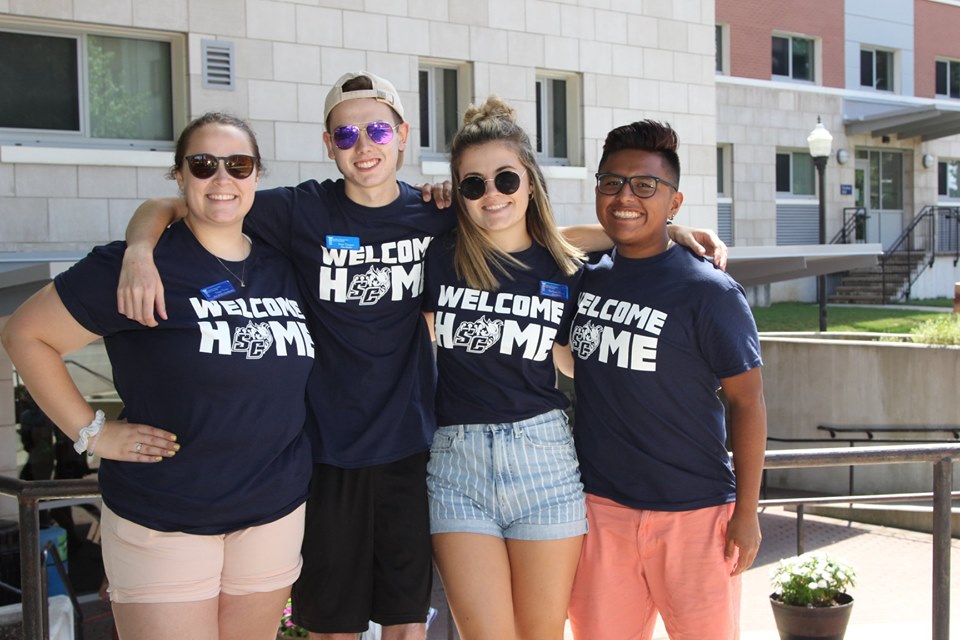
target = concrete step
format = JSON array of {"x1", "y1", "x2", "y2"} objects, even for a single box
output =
[
  {"x1": 844, "y1": 267, "x2": 914, "y2": 277},
  {"x1": 829, "y1": 296, "x2": 891, "y2": 304}
]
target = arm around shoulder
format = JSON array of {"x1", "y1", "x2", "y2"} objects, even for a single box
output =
[
  {"x1": 118, "y1": 197, "x2": 187, "y2": 326},
  {"x1": 668, "y1": 223, "x2": 728, "y2": 270}
]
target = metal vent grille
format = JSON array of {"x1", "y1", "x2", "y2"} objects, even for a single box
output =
[
  {"x1": 776, "y1": 203, "x2": 819, "y2": 246},
  {"x1": 202, "y1": 40, "x2": 234, "y2": 90},
  {"x1": 718, "y1": 201, "x2": 734, "y2": 246}
]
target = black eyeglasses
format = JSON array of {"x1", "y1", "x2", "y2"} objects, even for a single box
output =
[
  {"x1": 595, "y1": 173, "x2": 677, "y2": 198},
  {"x1": 458, "y1": 170, "x2": 527, "y2": 200},
  {"x1": 184, "y1": 154, "x2": 258, "y2": 180},
  {"x1": 332, "y1": 121, "x2": 400, "y2": 150}
]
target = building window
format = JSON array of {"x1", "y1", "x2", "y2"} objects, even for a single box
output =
[
  {"x1": 715, "y1": 24, "x2": 730, "y2": 75},
  {"x1": 715, "y1": 25, "x2": 724, "y2": 73},
  {"x1": 535, "y1": 72, "x2": 581, "y2": 165},
  {"x1": 938, "y1": 160, "x2": 960, "y2": 198},
  {"x1": 717, "y1": 145, "x2": 732, "y2": 196},
  {"x1": 0, "y1": 22, "x2": 182, "y2": 147},
  {"x1": 860, "y1": 48, "x2": 894, "y2": 91},
  {"x1": 418, "y1": 63, "x2": 462, "y2": 156},
  {"x1": 935, "y1": 60, "x2": 960, "y2": 99},
  {"x1": 536, "y1": 76, "x2": 567, "y2": 161},
  {"x1": 776, "y1": 151, "x2": 815, "y2": 196},
  {"x1": 772, "y1": 35, "x2": 814, "y2": 81}
]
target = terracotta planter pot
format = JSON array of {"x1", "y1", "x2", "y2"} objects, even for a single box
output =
[{"x1": 769, "y1": 592, "x2": 854, "y2": 640}]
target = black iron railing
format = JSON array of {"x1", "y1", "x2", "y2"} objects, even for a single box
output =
[
  {"x1": 759, "y1": 443, "x2": 958, "y2": 640},
  {"x1": 878, "y1": 205, "x2": 960, "y2": 301},
  {"x1": 0, "y1": 475, "x2": 99, "y2": 640},
  {"x1": 830, "y1": 207, "x2": 869, "y2": 244}
]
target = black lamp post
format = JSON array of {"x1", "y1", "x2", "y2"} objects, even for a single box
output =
[{"x1": 807, "y1": 117, "x2": 833, "y2": 332}]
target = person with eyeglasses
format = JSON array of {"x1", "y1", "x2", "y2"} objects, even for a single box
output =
[
  {"x1": 419, "y1": 96, "x2": 588, "y2": 640},
  {"x1": 114, "y1": 72, "x2": 728, "y2": 640},
  {"x1": 1, "y1": 112, "x2": 316, "y2": 640},
  {"x1": 565, "y1": 120, "x2": 767, "y2": 640}
]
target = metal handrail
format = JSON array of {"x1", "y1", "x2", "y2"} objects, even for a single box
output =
[
  {"x1": 831, "y1": 206, "x2": 868, "y2": 244},
  {"x1": 62, "y1": 360, "x2": 114, "y2": 387},
  {"x1": 760, "y1": 443, "x2": 957, "y2": 640},
  {"x1": 0, "y1": 475, "x2": 99, "y2": 640},
  {"x1": 2, "y1": 444, "x2": 958, "y2": 640},
  {"x1": 879, "y1": 205, "x2": 951, "y2": 301}
]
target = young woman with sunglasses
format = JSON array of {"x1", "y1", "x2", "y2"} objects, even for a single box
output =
[
  {"x1": 1, "y1": 113, "x2": 315, "y2": 640},
  {"x1": 421, "y1": 96, "x2": 587, "y2": 640}
]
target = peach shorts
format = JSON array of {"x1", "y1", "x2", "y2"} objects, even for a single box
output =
[
  {"x1": 568, "y1": 495, "x2": 741, "y2": 640},
  {"x1": 100, "y1": 502, "x2": 305, "y2": 604}
]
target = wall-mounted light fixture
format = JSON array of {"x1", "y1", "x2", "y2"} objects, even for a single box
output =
[
  {"x1": 836, "y1": 149, "x2": 849, "y2": 165},
  {"x1": 922, "y1": 153, "x2": 935, "y2": 169}
]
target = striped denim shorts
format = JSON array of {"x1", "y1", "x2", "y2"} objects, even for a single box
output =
[{"x1": 426, "y1": 409, "x2": 587, "y2": 540}]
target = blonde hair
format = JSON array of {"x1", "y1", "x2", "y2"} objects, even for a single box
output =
[{"x1": 449, "y1": 96, "x2": 584, "y2": 291}]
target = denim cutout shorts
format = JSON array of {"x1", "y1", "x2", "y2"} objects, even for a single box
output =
[{"x1": 426, "y1": 409, "x2": 588, "y2": 540}]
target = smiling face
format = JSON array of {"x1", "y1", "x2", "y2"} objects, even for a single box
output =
[
  {"x1": 175, "y1": 123, "x2": 260, "y2": 232},
  {"x1": 595, "y1": 148, "x2": 683, "y2": 259},
  {"x1": 323, "y1": 98, "x2": 408, "y2": 205},
  {"x1": 455, "y1": 140, "x2": 533, "y2": 252}
]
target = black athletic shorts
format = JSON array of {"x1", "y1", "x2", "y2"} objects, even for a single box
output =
[{"x1": 291, "y1": 452, "x2": 433, "y2": 633}]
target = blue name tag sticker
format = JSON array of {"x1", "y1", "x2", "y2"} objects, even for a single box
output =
[
  {"x1": 200, "y1": 280, "x2": 236, "y2": 301},
  {"x1": 539, "y1": 281, "x2": 569, "y2": 301},
  {"x1": 326, "y1": 235, "x2": 360, "y2": 250}
]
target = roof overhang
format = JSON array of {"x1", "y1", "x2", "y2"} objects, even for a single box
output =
[
  {"x1": 726, "y1": 243, "x2": 883, "y2": 288},
  {"x1": 0, "y1": 252, "x2": 85, "y2": 316},
  {"x1": 844, "y1": 99, "x2": 960, "y2": 141}
]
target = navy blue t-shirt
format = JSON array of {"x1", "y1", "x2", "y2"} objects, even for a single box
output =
[
  {"x1": 55, "y1": 221, "x2": 314, "y2": 534},
  {"x1": 423, "y1": 233, "x2": 581, "y2": 426},
  {"x1": 243, "y1": 179, "x2": 456, "y2": 467},
  {"x1": 570, "y1": 245, "x2": 762, "y2": 512}
]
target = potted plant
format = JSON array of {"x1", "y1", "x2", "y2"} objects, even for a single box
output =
[{"x1": 769, "y1": 551, "x2": 857, "y2": 640}]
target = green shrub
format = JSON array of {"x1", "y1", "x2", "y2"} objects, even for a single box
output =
[{"x1": 910, "y1": 314, "x2": 960, "y2": 345}]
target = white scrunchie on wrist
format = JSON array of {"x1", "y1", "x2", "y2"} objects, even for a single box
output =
[{"x1": 73, "y1": 410, "x2": 106, "y2": 454}]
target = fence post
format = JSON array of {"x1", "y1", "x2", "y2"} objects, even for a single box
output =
[
  {"x1": 932, "y1": 458, "x2": 952, "y2": 640},
  {"x1": 795, "y1": 504, "x2": 805, "y2": 556},
  {"x1": 954, "y1": 282, "x2": 959, "y2": 314},
  {"x1": 18, "y1": 497, "x2": 45, "y2": 640}
]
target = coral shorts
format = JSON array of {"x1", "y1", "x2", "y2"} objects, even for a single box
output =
[
  {"x1": 100, "y1": 503, "x2": 305, "y2": 604},
  {"x1": 568, "y1": 495, "x2": 741, "y2": 640}
]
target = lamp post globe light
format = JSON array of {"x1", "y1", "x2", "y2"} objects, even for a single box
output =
[{"x1": 807, "y1": 118, "x2": 833, "y2": 332}]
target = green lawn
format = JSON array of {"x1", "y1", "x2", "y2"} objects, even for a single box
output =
[{"x1": 751, "y1": 302, "x2": 949, "y2": 334}]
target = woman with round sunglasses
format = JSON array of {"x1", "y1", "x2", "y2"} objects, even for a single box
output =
[
  {"x1": 420, "y1": 96, "x2": 588, "y2": 640},
  {"x1": 1, "y1": 112, "x2": 315, "y2": 640}
]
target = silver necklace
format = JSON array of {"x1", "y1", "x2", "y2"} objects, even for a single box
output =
[{"x1": 212, "y1": 235, "x2": 250, "y2": 287}]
